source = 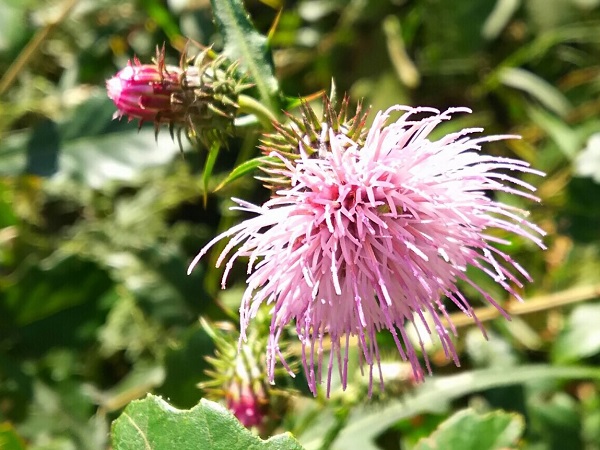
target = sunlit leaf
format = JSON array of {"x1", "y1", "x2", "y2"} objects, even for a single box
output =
[
  {"x1": 414, "y1": 409, "x2": 524, "y2": 450},
  {"x1": 211, "y1": 0, "x2": 280, "y2": 113},
  {"x1": 111, "y1": 394, "x2": 304, "y2": 450},
  {"x1": 552, "y1": 303, "x2": 600, "y2": 363},
  {"x1": 499, "y1": 68, "x2": 572, "y2": 117},
  {"x1": 325, "y1": 365, "x2": 600, "y2": 450},
  {"x1": 482, "y1": 0, "x2": 520, "y2": 40},
  {"x1": 0, "y1": 94, "x2": 185, "y2": 188}
]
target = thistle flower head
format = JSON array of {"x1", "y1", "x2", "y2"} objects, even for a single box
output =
[
  {"x1": 107, "y1": 45, "x2": 251, "y2": 147},
  {"x1": 189, "y1": 104, "x2": 546, "y2": 396}
]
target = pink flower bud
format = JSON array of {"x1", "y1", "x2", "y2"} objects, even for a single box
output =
[
  {"x1": 226, "y1": 384, "x2": 266, "y2": 428},
  {"x1": 106, "y1": 60, "x2": 183, "y2": 124}
]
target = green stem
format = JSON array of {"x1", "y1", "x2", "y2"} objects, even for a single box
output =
[
  {"x1": 237, "y1": 94, "x2": 278, "y2": 130},
  {"x1": 201, "y1": 140, "x2": 221, "y2": 207}
]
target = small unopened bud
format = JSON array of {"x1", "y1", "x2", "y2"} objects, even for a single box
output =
[
  {"x1": 106, "y1": 60, "x2": 183, "y2": 124},
  {"x1": 226, "y1": 382, "x2": 267, "y2": 428},
  {"x1": 107, "y1": 46, "x2": 252, "y2": 148}
]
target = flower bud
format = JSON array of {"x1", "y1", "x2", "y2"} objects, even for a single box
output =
[
  {"x1": 107, "y1": 46, "x2": 251, "y2": 148},
  {"x1": 106, "y1": 59, "x2": 183, "y2": 124},
  {"x1": 225, "y1": 381, "x2": 267, "y2": 428}
]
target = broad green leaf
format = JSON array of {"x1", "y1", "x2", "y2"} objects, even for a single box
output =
[
  {"x1": 214, "y1": 156, "x2": 273, "y2": 191},
  {"x1": 211, "y1": 0, "x2": 280, "y2": 114},
  {"x1": 552, "y1": 303, "x2": 600, "y2": 363},
  {"x1": 499, "y1": 67, "x2": 572, "y2": 117},
  {"x1": 111, "y1": 394, "x2": 304, "y2": 450},
  {"x1": 0, "y1": 94, "x2": 185, "y2": 188},
  {"x1": 326, "y1": 365, "x2": 600, "y2": 450},
  {"x1": 414, "y1": 409, "x2": 524, "y2": 450}
]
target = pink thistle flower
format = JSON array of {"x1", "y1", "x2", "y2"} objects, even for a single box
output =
[
  {"x1": 188, "y1": 105, "x2": 546, "y2": 396},
  {"x1": 106, "y1": 58, "x2": 183, "y2": 124}
]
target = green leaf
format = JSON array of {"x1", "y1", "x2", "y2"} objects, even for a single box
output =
[
  {"x1": 481, "y1": 0, "x2": 521, "y2": 40},
  {"x1": 211, "y1": 0, "x2": 280, "y2": 114},
  {"x1": 527, "y1": 105, "x2": 582, "y2": 160},
  {"x1": 552, "y1": 303, "x2": 600, "y2": 363},
  {"x1": 0, "y1": 0, "x2": 30, "y2": 54},
  {"x1": 326, "y1": 365, "x2": 600, "y2": 450},
  {"x1": 0, "y1": 94, "x2": 184, "y2": 188},
  {"x1": 482, "y1": 0, "x2": 520, "y2": 40},
  {"x1": 529, "y1": 392, "x2": 583, "y2": 449},
  {"x1": 420, "y1": 0, "x2": 495, "y2": 63},
  {"x1": 214, "y1": 156, "x2": 272, "y2": 191},
  {"x1": 414, "y1": 409, "x2": 524, "y2": 450},
  {"x1": 111, "y1": 394, "x2": 304, "y2": 450},
  {"x1": 499, "y1": 67, "x2": 572, "y2": 117}
]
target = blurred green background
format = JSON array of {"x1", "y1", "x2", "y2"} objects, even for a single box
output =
[{"x1": 2, "y1": 0, "x2": 600, "y2": 449}]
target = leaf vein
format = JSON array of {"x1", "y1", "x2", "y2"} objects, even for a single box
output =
[{"x1": 124, "y1": 412, "x2": 153, "y2": 450}]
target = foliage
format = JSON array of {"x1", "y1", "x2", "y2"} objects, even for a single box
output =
[
  {"x1": 1, "y1": 0, "x2": 600, "y2": 449},
  {"x1": 111, "y1": 394, "x2": 303, "y2": 450}
]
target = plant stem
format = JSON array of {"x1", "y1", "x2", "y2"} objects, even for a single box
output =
[
  {"x1": 237, "y1": 94, "x2": 278, "y2": 130},
  {"x1": 0, "y1": 0, "x2": 81, "y2": 96}
]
